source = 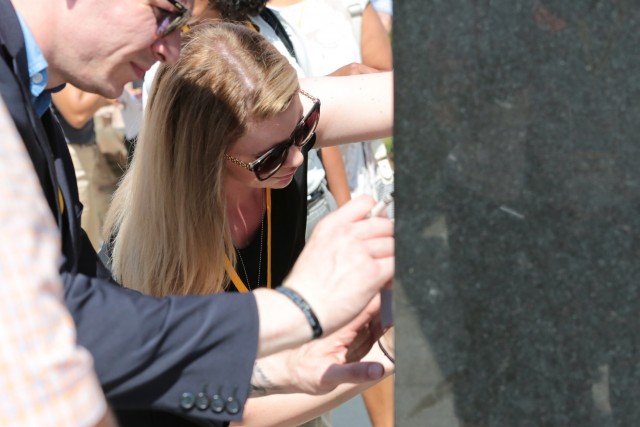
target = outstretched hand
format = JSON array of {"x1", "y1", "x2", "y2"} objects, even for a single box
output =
[{"x1": 252, "y1": 295, "x2": 388, "y2": 396}]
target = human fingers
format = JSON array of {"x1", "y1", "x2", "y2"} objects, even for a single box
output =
[
  {"x1": 344, "y1": 297, "x2": 380, "y2": 340},
  {"x1": 313, "y1": 249, "x2": 392, "y2": 313},
  {"x1": 339, "y1": 295, "x2": 385, "y2": 363},
  {"x1": 330, "y1": 296, "x2": 380, "y2": 348},
  {"x1": 310, "y1": 217, "x2": 393, "y2": 259},
  {"x1": 361, "y1": 330, "x2": 396, "y2": 374},
  {"x1": 343, "y1": 299, "x2": 388, "y2": 363},
  {"x1": 320, "y1": 362, "x2": 386, "y2": 389},
  {"x1": 344, "y1": 316, "x2": 383, "y2": 363},
  {"x1": 346, "y1": 216, "x2": 394, "y2": 241},
  {"x1": 362, "y1": 236, "x2": 395, "y2": 259},
  {"x1": 327, "y1": 63, "x2": 381, "y2": 77},
  {"x1": 314, "y1": 196, "x2": 376, "y2": 229}
]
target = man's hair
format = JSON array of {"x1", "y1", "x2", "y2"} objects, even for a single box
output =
[
  {"x1": 105, "y1": 22, "x2": 299, "y2": 296},
  {"x1": 209, "y1": 0, "x2": 269, "y2": 21}
]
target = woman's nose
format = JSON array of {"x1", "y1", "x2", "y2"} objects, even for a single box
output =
[{"x1": 285, "y1": 145, "x2": 305, "y2": 169}]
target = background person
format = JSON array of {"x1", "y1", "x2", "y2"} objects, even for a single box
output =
[
  {"x1": 52, "y1": 84, "x2": 117, "y2": 251},
  {"x1": 118, "y1": 80, "x2": 144, "y2": 159}
]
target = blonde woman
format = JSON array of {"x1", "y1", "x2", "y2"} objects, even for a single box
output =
[{"x1": 105, "y1": 22, "x2": 394, "y2": 427}]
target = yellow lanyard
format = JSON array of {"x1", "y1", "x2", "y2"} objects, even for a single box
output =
[
  {"x1": 224, "y1": 188, "x2": 272, "y2": 293},
  {"x1": 57, "y1": 187, "x2": 65, "y2": 215}
]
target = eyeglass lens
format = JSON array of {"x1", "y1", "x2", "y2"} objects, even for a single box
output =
[
  {"x1": 255, "y1": 102, "x2": 320, "y2": 180},
  {"x1": 157, "y1": 0, "x2": 190, "y2": 37}
]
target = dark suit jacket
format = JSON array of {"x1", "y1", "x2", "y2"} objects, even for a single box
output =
[{"x1": 0, "y1": 2, "x2": 258, "y2": 425}]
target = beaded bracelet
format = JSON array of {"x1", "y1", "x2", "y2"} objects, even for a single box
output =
[{"x1": 276, "y1": 287, "x2": 323, "y2": 339}]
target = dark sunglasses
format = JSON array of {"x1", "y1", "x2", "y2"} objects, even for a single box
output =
[
  {"x1": 225, "y1": 90, "x2": 321, "y2": 181},
  {"x1": 155, "y1": 0, "x2": 192, "y2": 38}
]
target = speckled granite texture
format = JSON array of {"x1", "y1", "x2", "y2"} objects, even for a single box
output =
[{"x1": 395, "y1": 2, "x2": 640, "y2": 426}]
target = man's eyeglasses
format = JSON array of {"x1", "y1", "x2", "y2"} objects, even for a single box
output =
[
  {"x1": 225, "y1": 90, "x2": 321, "y2": 181},
  {"x1": 155, "y1": 0, "x2": 192, "y2": 38}
]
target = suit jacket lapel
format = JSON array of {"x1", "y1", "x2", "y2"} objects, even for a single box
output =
[
  {"x1": 0, "y1": 0, "x2": 65, "y2": 226},
  {"x1": 0, "y1": 0, "x2": 30, "y2": 92}
]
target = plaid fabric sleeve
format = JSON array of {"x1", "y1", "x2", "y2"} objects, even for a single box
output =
[{"x1": 0, "y1": 97, "x2": 108, "y2": 426}]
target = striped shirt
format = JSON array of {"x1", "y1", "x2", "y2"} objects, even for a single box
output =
[{"x1": 0, "y1": 96, "x2": 107, "y2": 426}]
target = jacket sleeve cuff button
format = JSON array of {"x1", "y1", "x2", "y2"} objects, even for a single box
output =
[
  {"x1": 211, "y1": 394, "x2": 225, "y2": 413},
  {"x1": 225, "y1": 396, "x2": 240, "y2": 415},
  {"x1": 179, "y1": 392, "x2": 196, "y2": 410},
  {"x1": 196, "y1": 392, "x2": 210, "y2": 410}
]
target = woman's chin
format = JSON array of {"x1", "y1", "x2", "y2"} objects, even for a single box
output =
[{"x1": 269, "y1": 171, "x2": 296, "y2": 188}]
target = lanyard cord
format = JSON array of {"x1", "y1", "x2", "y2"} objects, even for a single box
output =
[
  {"x1": 267, "y1": 186, "x2": 272, "y2": 288},
  {"x1": 225, "y1": 188, "x2": 272, "y2": 293}
]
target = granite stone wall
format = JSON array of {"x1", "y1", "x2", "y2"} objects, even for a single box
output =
[{"x1": 395, "y1": 2, "x2": 640, "y2": 426}]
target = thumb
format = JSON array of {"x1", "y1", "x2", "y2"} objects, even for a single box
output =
[{"x1": 321, "y1": 362, "x2": 385, "y2": 388}]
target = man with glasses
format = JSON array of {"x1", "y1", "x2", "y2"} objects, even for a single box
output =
[{"x1": 0, "y1": 0, "x2": 393, "y2": 425}]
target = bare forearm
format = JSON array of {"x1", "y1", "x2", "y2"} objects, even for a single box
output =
[
  {"x1": 361, "y1": 4, "x2": 393, "y2": 71},
  {"x1": 321, "y1": 147, "x2": 351, "y2": 207},
  {"x1": 52, "y1": 85, "x2": 112, "y2": 128},
  {"x1": 300, "y1": 73, "x2": 393, "y2": 147},
  {"x1": 253, "y1": 288, "x2": 313, "y2": 357},
  {"x1": 234, "y1": 383, "x2": 374, "y2": 427},
  {"x1": 362, "y1": 376, "x2": 394, "y2": 427}
]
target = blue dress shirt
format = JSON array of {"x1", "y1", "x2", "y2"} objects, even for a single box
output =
[{"x1": 16, "y1": 12, "x2": 51, "y2": 117}]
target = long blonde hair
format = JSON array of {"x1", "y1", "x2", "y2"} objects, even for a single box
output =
[{"x1": 104, "y1": 22, "x2": 299, "y2": 296}]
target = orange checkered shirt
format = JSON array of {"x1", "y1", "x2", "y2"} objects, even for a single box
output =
[{"x1": 0, "y1": 97, "x2": 107, "y2": 426}]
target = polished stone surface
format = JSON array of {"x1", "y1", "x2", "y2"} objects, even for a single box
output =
[{"x1": 395, "y1": 1, "x2": 640, "y2": 426}]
